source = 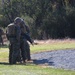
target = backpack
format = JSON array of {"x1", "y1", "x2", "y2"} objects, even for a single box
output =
[
  {"x1": 20, "y1": 23, "x2": 27, "y2": 34},
  {"x1": 6, "y1": 23, "x2": 16, "y2": 36}
]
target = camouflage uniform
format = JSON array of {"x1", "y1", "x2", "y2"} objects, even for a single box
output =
[
  {"x1": 20, "y1": 20, "x2": 31, "y2": 62},
  {"x1": 9, "y1": 37, "x2": 20, "y2": 64},
  {"x1": 6, "y1": 17, "x2": 21, "y2": 64}
]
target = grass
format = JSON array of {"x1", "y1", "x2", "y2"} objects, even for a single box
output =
[
  {"x1": 30, "y1": 41, "x2": 75, "y2": 53},
  {"x1": 0, "y1": 65, "x2": 75, "y2": 75},
  {"x1": 0, "y1": 39, "x2": 75, "y2": 75}
]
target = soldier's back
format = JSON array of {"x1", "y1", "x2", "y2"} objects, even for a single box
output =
[{"x1": 7, "y1": 23, "x2": 16, "y2": 36}]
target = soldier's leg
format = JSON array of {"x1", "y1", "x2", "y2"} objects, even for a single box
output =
[
  {"x1": 9, "y1": 43, "x2": 13, "y2": 64},
  {"x1": 20, "y1": 39, "x2": 26, "y2": 62},
  {"x1": 25, "y1": 41, "x2": 31, "y2": 60},
  {"x1": 16, "y1": 49, "x2": 22, "y2": 63},
  {"x1": 12, "y1": 42, "x2": 20, "y2": 64}
]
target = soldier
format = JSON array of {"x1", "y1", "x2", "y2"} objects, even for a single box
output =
[
  {"x1": 6, "y1": 17, "x2": 22, "y2": 64},
  {"x1": 20, "y1": 19, "x2": 33, "y2": 45},
  {"x1": 20, "y1": 19, "x2": 33, "y2": 63}
]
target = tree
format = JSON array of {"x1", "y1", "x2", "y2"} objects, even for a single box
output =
[{"x1": 0, "y1": 0, "x2": 75, "y2": 39}]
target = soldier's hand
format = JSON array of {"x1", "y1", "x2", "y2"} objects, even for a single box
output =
[{"x1": 31, "y1": 40, "x2": 34, "y2": 46}]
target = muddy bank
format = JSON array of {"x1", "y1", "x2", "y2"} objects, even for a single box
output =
[{"x1": 31, "y1": 49, "x2": 75, "y2": 70}]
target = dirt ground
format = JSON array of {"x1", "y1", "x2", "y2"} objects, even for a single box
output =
[
  {"x1": 34, "y1": 38, "x2": 75, "y2": 45},
  {"x1": 2, "y1": 36, "x2": 75, "y2": 45}
]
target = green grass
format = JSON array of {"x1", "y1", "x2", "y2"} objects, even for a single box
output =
[
  {"x1": 30, "y1": 42, "x2": 75, "y2": 53},
  {"x1": 0, "y1": 65, "x2": 75, "y2": 75},
  {"x1": 0, "y1": 41, "x2": 75, "y2": 75}
]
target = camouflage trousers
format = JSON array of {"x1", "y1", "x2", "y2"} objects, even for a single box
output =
[
  {"x1": 9, "y1": 38, "x2": 21, "y2": 64},
  {"x1": 20, "y1": 39, "x2": 31, "y2": 62}
]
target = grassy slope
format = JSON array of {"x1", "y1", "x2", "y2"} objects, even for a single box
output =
[
  {"x1": 31, "y1": 41, "x2": 75, "y2": 53},
  {"x1": 0, "y1": 39, "x2": 75, "y2": 75}
]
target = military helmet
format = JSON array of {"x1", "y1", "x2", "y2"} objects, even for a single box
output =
[{"x1": 14, "y1": 17, "x2": 22, "y2": 24}]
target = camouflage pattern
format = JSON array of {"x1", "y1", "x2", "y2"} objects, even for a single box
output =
[
  {"x1": 9, "y1": 38, "x2": 20, "y2": 64},
  {"x1": 20, "y1": 38, "x2": 31, "y2": 62},
  {"x1": 20, "y1": 19, "x2": 31, "y2": 62},
  {"x1": 20, "y1": 19, "x2": 30, "y2": 34},
  {"x1": 20, "y1": 39, "x2": 26, "y2": 62},
  {"x1": 6, "y1": 23, "x2": 16, "y2": 36},
  {"x1": 24, "y1": 40, "x2": 31, "y2": 60},
  {"x1": 9, "y1": 25, "x2": 21, "y2": 64},
  {"x1": 6, "y1": 17, "x2": 21, "y2": 64},
  {"x1": 20, "y1": 19, "x2": 33, "y2": 44}
]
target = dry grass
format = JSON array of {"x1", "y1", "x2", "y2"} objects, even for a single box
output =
[{"x1": 34, "y1": 38, "x2": 75, "y2": 45}]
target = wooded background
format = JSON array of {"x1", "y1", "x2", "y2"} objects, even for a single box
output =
[{"x1": 0, "y1": 0, "x2": 75, "y2": 39}]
